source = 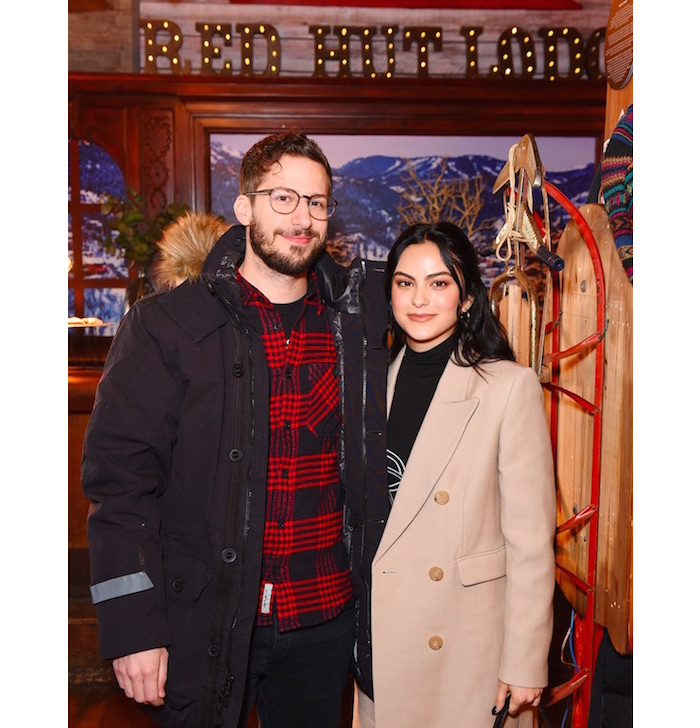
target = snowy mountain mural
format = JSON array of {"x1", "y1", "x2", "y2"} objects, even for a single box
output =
[
  {"x1": 209, "y1": 137, "x2": 596, "y2": 291},
  {"x1": 71, "y1": 136, "x2": 596, "y2": 328}
]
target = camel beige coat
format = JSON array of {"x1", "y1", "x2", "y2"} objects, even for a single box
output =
[{"x1": 354, "y1": 352, "x2": 556, "y2": 728}]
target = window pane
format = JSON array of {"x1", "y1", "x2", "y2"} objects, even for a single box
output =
[
  {"x1": 68, "y1": 211, "x2": 74, "y2": 279},
  {"x1": 69, "y1": 139, "x2": 129, "y2": 322},
  {"x1": 79, "y1": 140, "x2": 126, "y2": 203},
  {"x1": 82, "y1": 213, "x2": 128, "y2": 279},
  {"x1": 84, "y1": 288, "x2": 125, "y2": 332}
]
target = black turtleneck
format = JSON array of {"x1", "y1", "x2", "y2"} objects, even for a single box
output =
[{"x1": 386, "y1": 336, "x2": 453, "y2": 506}]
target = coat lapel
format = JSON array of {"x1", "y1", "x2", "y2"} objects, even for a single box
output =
[{"x1": 376, "y1": 355, "x2": 479, "y2": 562}]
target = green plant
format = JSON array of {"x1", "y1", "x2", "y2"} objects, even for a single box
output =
[{"x1": 101, "y1": 187, "x2": 189, "y2": 269}]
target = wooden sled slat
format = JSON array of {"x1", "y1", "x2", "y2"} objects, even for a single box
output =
[
  {"x1": 588, "y1": 204, "x2": 633, "y2": 655},
  {"x1": 550, "y1": 203, "x2": 632, "y2": 655}
]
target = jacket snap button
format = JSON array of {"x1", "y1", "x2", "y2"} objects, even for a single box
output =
[
  {"x1": 229, "y1": 449, "x2": 243, "y2": 462},
  {"x1": 171, "y1": 578, "x2": 185, "y2": 592},
  {"x1": 232, "y1": 363, "x2": 244, "y2": 377},
  {"x1": 207, "y1": 643, "x2": 221, "y2": 658},
  {"x1": 434, "y1": 490, "x2": 449, "y2": 505},
  {"x1": 429, "y1": 566, "x2": 444, "y2": 581},
  {"x1": 428, "y1": 635, "x2": 444, "y2": 650},
  {"x1": 221, "y1": 547, "x2": 237, "y2": 563}
]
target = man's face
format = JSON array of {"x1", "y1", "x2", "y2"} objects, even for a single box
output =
[{"x1": 242, "y1": 155, "x2": 330, "y2": 277}]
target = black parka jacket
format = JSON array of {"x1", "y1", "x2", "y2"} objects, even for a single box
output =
[{"x1": 82, "y1": 219, "x2": 389, "y2": 727}]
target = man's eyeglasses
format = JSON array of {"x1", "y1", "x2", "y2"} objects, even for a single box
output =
[{"x1": 245, "y1": 187, "x2": 338, "y2": 220}]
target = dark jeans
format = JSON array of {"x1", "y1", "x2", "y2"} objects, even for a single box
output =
[
  {"x1": 588, "y1": 629, "x2": 632, "y2": 728},
  {"x1": 238, "y1": 607, "x2": 354, "y2": 728}
]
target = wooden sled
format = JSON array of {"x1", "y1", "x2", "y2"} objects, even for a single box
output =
[
  {"x1": 546, "y1": 202, "x2": 633, "y2": 657},
  {"x1": 489, "y1": 136, "x2": 633, "y2": 727}
]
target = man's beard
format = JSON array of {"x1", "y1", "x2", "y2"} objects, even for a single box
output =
[{"x1": 249, "y1": 218, "x2": 325, "y2": 277}]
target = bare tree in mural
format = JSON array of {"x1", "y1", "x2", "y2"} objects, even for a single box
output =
[{"x1": 397, "y1": 159, "x2": 499, "y2": 250}]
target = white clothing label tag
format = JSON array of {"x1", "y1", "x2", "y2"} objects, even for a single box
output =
[{"x1": 261, "y1": 583, "x2": 273, "y2": 614}]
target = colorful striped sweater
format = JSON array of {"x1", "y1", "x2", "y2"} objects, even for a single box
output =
[{"x1": 600, "y1": 104, "x2": 633, "y2": 282}]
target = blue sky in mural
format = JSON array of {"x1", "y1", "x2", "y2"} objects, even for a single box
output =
[{"x1": 213, "y1": 133, "x2": 596, "y2": 171}]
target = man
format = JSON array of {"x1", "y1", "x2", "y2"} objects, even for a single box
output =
[{"x1": 82, "y1": 132, "x2": 387, "y2": 728}]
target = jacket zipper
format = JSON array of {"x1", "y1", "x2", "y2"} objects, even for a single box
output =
[{"x1": 208, "y1": 279, "x2": 256, "y2": 713}]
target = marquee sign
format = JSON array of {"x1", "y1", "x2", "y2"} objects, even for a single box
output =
[{"x1": 140, "y1": 18, "x2": 607, "y2": 81}]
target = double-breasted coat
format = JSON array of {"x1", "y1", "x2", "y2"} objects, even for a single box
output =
[{"x1": 354, "y1": 350, "x2": 556, "y2": 728}]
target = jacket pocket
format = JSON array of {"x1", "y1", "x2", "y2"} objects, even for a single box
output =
[
  {"x1": 456, "y1": 546, "x2": 506, "y2": 586},
  {"x1": 163, "y1": 550, "x2": 213, "y2": 607}
]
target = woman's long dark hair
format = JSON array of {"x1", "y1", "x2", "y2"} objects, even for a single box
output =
[{"x1": 385, "y1": 221, "x2": 515, "y2": 367}]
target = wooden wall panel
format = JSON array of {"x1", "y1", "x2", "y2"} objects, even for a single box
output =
[{"x1": 69, "y1": 72, "x2": 607, "y2": 212}]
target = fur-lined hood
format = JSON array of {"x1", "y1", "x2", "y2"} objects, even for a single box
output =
[{"x1": 151, "y1": 211, "x2": 232, "y2": 290}]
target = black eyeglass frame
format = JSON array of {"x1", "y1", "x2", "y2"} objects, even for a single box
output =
[{"x1": 244, "y1": 187, "x2": 338, "y2": 220}]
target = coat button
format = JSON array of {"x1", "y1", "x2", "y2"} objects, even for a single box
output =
[
  {"x1": 171, "y1": 577, "x2": 185, "y2": 592},
  {"x1": 434, "y1": 490, "x2": 449, "y2": 505},
  {"x1": 429, "y1": 566, "x2": 444, "y2": 581},
  {"x1": 207, "y1": 643, "x2": 221, "y2": 658},
  {"x1": 232, "y1": 363, "x2": 244, "y2": 377},
  {"x1": 229, "y1": 449, "x2": 243, "y2": 462},
  {"x1": 221, "y1": 547, "x2": 237, "y2": 563},
  {"x1": 428, "y1": 635, "x2": 444, "y2": 650}
]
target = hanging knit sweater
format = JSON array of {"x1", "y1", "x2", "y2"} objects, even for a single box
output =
[{"x1": 600, "y1": 104, "x2": 633, "y2": 283}]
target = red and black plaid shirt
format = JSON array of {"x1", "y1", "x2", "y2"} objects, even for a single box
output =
[{"x1": 238, "y1": 271, "x2": 353, "y2": 632}]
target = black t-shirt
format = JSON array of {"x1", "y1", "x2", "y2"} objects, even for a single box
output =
[
  {"x1": 386, "y1": 337, "x2": 452, "y2": 506},
  {"x1": 273, "y1": 297, "x2": 305, "y2": 339}
]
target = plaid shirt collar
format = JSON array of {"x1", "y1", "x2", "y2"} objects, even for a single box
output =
[{"x1": 236, "y1": 267, "x2": 324, "y2": 315}]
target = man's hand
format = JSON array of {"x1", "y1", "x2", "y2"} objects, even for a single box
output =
[{"x1": 113, "y1": 647, "x2": 169, "y2": 706}]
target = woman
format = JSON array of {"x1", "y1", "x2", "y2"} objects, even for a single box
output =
[{"x1": 353, "y1": 222, "x2": 556, "y2": 728}]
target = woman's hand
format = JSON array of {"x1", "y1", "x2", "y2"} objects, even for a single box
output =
[{"x1": 493, "y1": 680, "x2": 543, "y2": 715}]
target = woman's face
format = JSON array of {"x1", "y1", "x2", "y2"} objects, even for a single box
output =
[{"x1": 391, "y1": 241, "x2": 470, "y2": 352}]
